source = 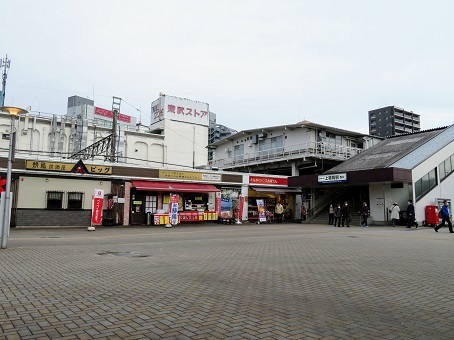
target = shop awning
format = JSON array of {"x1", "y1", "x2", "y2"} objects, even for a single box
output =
[
  {"x1": 251, "y1": 187, "x2": 301, "y2": 193},
  {"x1": 132, "y1": 180, "x2": 220, "y2": 192}
]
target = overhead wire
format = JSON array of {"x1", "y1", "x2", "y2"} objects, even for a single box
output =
[{"x1": 7, "y1": 81, "x2": 213, "y2": 159}]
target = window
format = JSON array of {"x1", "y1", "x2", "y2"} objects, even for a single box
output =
[
  {"x1": 258, "y1": 135, "x2": 283, "y2": 152},
  {"x1": 46, "y1": 191, "x2": 63, "y2": 210},
  {"x1": 145, "y1": 195, "x2": 157, "y2": 213},
  {"x1": 439, "y1": 153, "x2": 454, "y2": 182},
  {"x1": 67, "y1": 192, "x2": 84, "y2": 210},
  {"x1": 415, "y1": 168, "x2": 438, "y2": 201},
  {"x1": 234, "y1": 144, "x2": 244, "y2": 155}
]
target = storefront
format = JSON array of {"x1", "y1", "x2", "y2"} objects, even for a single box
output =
[
  {"x1": 130, "y1": 180, "x2": 220, "y2": 225},
  {"x1": 219, "y1": 187, "x2": 242, "y2": 221},
  {"x1": 247, "y1": 175, "x2": 300, "y2": 223}
]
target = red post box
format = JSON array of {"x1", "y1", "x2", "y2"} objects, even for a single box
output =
[{"x1": 425, "y1": 205, "x2": 439, "y2": 226}]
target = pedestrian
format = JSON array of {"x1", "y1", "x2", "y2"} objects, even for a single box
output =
[
  {"x1": 434, "y1": 200, "x2": 453, "y2": 233},
  {"x1": 301, "y1": 205, "x2": 307, "y2": 222},
  {"x1": 328, "y1": 204, "x2": 334, "y2": 225},
  {"x1": 360, "y1": 202, "x2": 369, "y2": 227},
  {"x1": 341, "y1": 201, "x2": 351, "y2": 227},
  {"x1": 388, "y1": 202, "x2": 400, "y2": 227},
  {"x1": 334, "y1": 203, "x2": 341, "y2": 227},
  {"x1": 275, "y1": 201, "x2": 284, "y2": 223},
  {"x1": 406, "y1": 200, "x2": 416, "y2": 228}
]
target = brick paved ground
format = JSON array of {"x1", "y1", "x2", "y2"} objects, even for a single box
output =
[{"x1": 1, "y1": 223, "x2": 453, "y2": 339}]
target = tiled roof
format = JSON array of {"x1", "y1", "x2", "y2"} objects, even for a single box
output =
[{"x1": 325, "y1": 127, "x2": 449, "y2": 173}]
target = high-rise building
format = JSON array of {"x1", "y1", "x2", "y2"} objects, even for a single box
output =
[
  {"x1": 368, "y1": 106, "x2": 420, "y2": 137},
  {"x1": 208, "y1": 112, "x2": 237, "y2": 161}
]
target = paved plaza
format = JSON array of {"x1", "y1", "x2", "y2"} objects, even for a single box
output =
[{"x1": 1, "y1": 223, "x2": 453, "y2": 339}]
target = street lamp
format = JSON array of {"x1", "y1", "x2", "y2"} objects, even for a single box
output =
[{"x1": 0, "y1": 106, "x2": 28, "y2": 249}]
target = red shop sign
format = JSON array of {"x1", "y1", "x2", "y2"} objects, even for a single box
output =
[{"x1": 249, "y1": 176, "x2": 288, "y2": 186}]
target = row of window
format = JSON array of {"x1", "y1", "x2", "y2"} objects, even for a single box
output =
[
  {"x1": 46, "y1": 191, "x2": 85, "y2": 210},
  {"x1": 439, "y1": 153, "x2": 454, "y2": 182},
  {"x1": 415, "y1": 154, "x2": 454, "y2": 202},
  {"x1": 415, "y1": 168, "x2": 437, "y2": 202}
]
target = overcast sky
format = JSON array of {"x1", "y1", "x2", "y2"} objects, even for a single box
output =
[{"x1": 3, "y1": 0, "x2": 454, "y2": 134}]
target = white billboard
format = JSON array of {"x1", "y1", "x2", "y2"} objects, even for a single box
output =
[{"x1": 151, "y1": 95, "x2": 209, "y2": 127}]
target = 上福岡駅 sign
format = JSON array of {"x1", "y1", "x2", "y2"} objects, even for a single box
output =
[
  {"x1": 25, "y1": 160, "x2": 112, "y2": 175},
  {"x1": 318, "y1": 173, "x2": 347, "y2": 184}
]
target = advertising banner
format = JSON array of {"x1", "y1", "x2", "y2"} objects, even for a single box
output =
[
  {"x1": 91, "y1": 189, "x2": 104, "y2": 225},
  {"x1": 94, "y1": 107, "x2": 132, "y2": 123},
  {"x1": 169, "y1": 194, "x2": 179, "y2": 225},
  {"x1": 256, "y1": 199, "x2": 266, "y2": 223},
  {"x1": 216, "y1": 192, "x2": 222, "y2": 216},
  {"x1": 238, "y1": 195, "x2": 245, "y2": 222}
]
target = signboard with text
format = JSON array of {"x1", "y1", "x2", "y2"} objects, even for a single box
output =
[
  {"x1": 159, "y1": 170, "x2": 221, "y2": 181},
  {"x1": 91, "y1": 189, "x2": 104, "y2": 225},
  {"x1": 249, "y1": 176, "x2": 288, "y2": 186},
  {"x1": 256, "y1": 199, "x2": 267, "y2": 223},
  {"x1": 169, "y1": 194, "x2": 179, "y2": 225},
  {"x1": 318, "y1": 173, "x2": 348, "y2": 184},
  {"x1": 151, "y1": 95, "x2": 209, "y2": 127},
  {"x1": 26, "y1": 160, "x2": 112, "y2": 175},
  {"x1": 94, "y1": 106, "x2": 132, "y2": 124}
]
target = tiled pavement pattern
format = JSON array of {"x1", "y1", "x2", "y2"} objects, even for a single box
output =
[{"x1": 1, "y1": 224, "x2": 453, "y2": 339}]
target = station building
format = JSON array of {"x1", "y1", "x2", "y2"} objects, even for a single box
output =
[{"x1": 289, "y1": 125, "x2": 454, "y2": 225}]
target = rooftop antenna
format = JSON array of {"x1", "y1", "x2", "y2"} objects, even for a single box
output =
[{"x1": 1, "y1": 54, "x2": 11, "y2": 107}]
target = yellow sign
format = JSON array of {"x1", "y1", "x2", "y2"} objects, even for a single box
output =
[
  {"x1": 87, "y1": 165, "x2": 112, "y2": 175},
  {"x1": 159, "y1": 170, "x2": 221, "y2": 181},
  {"x1": 25, "y1": 160, "x2": 112, "y2": 175},
  {"x1": 160, "y1": 170, "x2": 202, "y2": 180},
  {"x1": 26, "y1": 160, "x2": 72, "y2": 172}
]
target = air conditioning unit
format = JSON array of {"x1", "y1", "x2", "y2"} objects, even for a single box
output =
[{"x1": 258, "y1": 133, "x2": 267, "y2": 138}]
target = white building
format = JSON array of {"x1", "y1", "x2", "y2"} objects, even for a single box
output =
[
  {"x1": 0, "y1": 94, "x2": 211, "y2": 170},
  {"x1": 210, "y1": 120, "x2": 382, "y2": 176}
]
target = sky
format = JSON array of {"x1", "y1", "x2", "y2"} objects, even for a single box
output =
[{"x1": 2, "y1": 0, "x2": 454, "y2": 134}]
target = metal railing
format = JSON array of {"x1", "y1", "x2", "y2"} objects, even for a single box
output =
[{"x1": 212, "y1": 141, "x2": 362, "y2": 168}]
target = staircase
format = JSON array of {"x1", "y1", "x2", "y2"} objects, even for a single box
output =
[{"x1": 303, "y1": 211, "x2": 360, "y2": 226}]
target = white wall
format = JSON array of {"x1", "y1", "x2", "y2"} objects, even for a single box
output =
[
  {"x1": 163, "y1": 119, "x2": 208, "y2": 168},
  {"x1": 412, "y1": 141, "x2": 454, "y2": 222},
  {"x1": 17, "y1": 176, "x2": 111, "y2": 209},
  {"x1": 369, "y1": 182, "x2": 411, "y2": 224}
]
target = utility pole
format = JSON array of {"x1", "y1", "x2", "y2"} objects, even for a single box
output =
[
  {"x1": 111, "y1": 97, "x2": 121, "y2": 162},
  {"x1": 0, "y1": 55, "x2": 11, "y2": 107}
]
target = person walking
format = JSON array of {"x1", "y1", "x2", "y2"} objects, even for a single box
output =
[
  {"x1": 275, "y1": 201, "x2": 284, "y2": 223},
  {"x1": 341, "y1": 201, "x2": 351, "y2": 227},
  {"x1": 360, "y1": 202, "x2": 369, "y2": 227},
  {"x1": 389, "y1": 202, "x2": 400, "y2": 227},
  {"x1": 434, "y1": 200, "x2": 453, "y2": 233},
  {"x1": 334, "y1": 203, "x2": 342, "y2": 227},
  {"x1": 328, "y1": 204, "x2": 334, "y2": 225},
  {"x1": 406, "y1": 200, "x2": 416, "y2": 228}
]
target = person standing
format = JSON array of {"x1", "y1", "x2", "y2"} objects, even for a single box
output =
[
  {"x1": 334, "y1": 204, "x2": 341, "y2": 227},
  {"x1": 275, "y1": 201, "x2": 284, "y2": 223},
  {"x1": 341, "y1": 201, "x2": 351, "y2": 227},
  {"x1": 434, "y1": 200, "x2": 453, "y2": 233},
  {"x1": 301, "y1": 205, "x2": 307, "y2": 222},
  {"x1": 406, "y1": 200, "x2": 416, "y2": 228},
  {"x1": 389, "y1": 202, "x2": 400, "y2": 227},
  {"x1": 328, "y1": 204, "x2": 334, "y2": 225},
  {"x1": 360, "y1": 202, "x2": 369, "y2": 227}
]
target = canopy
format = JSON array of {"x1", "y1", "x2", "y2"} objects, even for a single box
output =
[{"x1": 132, "y1": 180, "x2": 220, "y2": 192}]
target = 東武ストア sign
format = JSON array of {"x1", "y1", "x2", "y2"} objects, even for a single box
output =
[{"x1": 318, "y1": 173, "x2": 348, "y2": 184}]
